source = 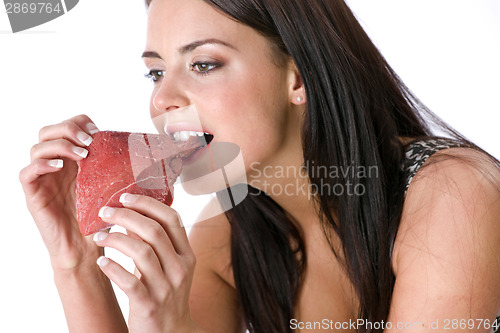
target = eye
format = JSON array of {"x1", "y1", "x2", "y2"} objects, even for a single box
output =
[
  {"x1": 190, "y1": 62, "x2": 218, "y2": 75},
  {"x1": 144, "y1": 70, "x2": 164, "y2": 83}
]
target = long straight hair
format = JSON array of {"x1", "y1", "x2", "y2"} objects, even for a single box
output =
[{"x1": 145, "y1": 1, "x2": 498, "y2": 332}]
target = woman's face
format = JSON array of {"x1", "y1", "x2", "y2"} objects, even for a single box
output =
[{"x1": 144, "y1": 0, "x2": 305, "y2": 182}]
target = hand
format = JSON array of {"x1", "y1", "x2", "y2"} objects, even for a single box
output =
[
  {"x1": 19, "y1": 115, "x2": 102, "y2": 270},
  {"x1": 94, "y1": 194, "x2": 199, "y2": 333}
]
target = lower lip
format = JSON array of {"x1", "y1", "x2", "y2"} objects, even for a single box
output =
[{"x1": 182, "y1": 141, "x2": 212, "y2": 165}]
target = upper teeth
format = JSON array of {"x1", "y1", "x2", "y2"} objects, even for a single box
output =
[{"x1": 172, "y1": 131, "x2": 206, "y2": 142}]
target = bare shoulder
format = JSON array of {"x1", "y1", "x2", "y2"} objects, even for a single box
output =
[
  {"x1": 397, "y1": 146, "x2": 499, "y2": 237},
  {"x1": 187, "y1": 198, "x2": 245, "y2": 332},
  {"x1": 394, "y1": 146, "x2": 500, "y2": 271},
  {"x1": 389, "y1": 147, "x2": 500, "y2": 328}
]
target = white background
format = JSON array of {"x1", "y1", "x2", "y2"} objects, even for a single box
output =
[{"x1": 0, "y1": 1, "x2": 498, "y2": 332}]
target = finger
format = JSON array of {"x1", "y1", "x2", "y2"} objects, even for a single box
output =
[
  {"x1": 98, "y1": 206, "x2": 180, "y2": 271},
  {"x1": 96, "y1": 256, "x2": 149, "y2": 303},
  {"x1": 94, "y1": 231, "x2": 167, "y2": 289},
  {"x1": 126, "y1": 229, "x2": 142, "y2": 241},
  {"x1": 19, "y1": 159, "x2": 64, "y2": 190},
  {"x1": 39, "y1": 114, "x2": 99, "y2": 145},
  {"x1": 30, "y1": 139, "x2": 89, "y2": 162},
  {"x1": 126, "y1": 230, "x2": 148, "y2": 279},
  {"x1": 134, "y1": 266, "x2": 142, "y2": 280},
  {"x1": 125, "y1": 229, "x2": 144, "y2": 279},
  {"x1": 119, "y1": 194, "x2": 193, "y2": 256}
]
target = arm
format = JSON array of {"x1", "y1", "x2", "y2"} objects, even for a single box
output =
[
  {"x1": 388, "y1": 149, "x2": 500, "y2": 332},
  {"x1": 54, "y1": 259, "x2": 127, "y2": 332}
]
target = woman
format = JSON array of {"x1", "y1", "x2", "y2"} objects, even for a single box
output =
[{"x1": 19, "y1": 0, "x2": 500, "y2": 332}]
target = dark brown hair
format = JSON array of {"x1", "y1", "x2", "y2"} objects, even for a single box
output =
[{"x1": 144, "y1": 1, "x2": 498, "y2": 332}]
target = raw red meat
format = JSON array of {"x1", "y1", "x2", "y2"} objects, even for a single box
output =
[{"x1": 76, "y1": 131, "x2": 203, "y2": 236}]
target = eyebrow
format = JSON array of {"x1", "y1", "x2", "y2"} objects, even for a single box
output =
[
  {"x1": 141, "y1": 51, "x2": 163, "y2": 59},
  {"x1": 141, "y1": 38, "x2": 237, "y2": 59}
]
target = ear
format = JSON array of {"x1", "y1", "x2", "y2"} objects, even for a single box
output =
[{"x1": 287, "y1": 61, "x2": 306, "y2": 105}]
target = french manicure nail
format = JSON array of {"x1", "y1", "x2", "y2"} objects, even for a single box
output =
[
  {"x1": 77, "y1": 131, "x2": 93, "y2": 146},
  {"x1": 93, "y1": 231, "x2": 108, "y2": 242},
  {"x1": 86, "y1": 123, "x2": 99, "y2": 135},
  {"x1": 119, "y1": 193, "x2": 137, "y2": 204},
  {"x1": 98, "y1": 206, "x2": 115, "y2": 219},
  {"x1": 48, "y1": 159, "x2": 63, "y2": 168},
  {"x1": 97, "y1": 256, "x2": 110, "y2": 267},
  {"x1": 72, "y1": 146, "x2": 89, "y2": 158}
]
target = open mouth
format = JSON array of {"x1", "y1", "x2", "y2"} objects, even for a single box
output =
[
  {"x1": 171, "y1": 131, "x2": 215, "y2": 160},
  {"x1": 170, "y1": 131, "x2": 214, "y2": 145},
  {"x1": 170, "y1": 131, "x2": 213, "y2": 144}
]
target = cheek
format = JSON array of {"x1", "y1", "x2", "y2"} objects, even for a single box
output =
[{"x1": 204, "y1": 73, "x2": 289, "y2": 168}]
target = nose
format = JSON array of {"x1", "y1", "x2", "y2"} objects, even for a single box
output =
[{"x1": 150, "y1": 74, "x2": 190, "y2": 118}]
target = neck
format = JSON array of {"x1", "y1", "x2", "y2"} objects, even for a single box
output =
[
  {"x1": 247, "y1": 154, "x2": 320, "y2": 231},
  {"x1": 272, "y1": 176, "x2": 320, "y2": 230},
  {"x1": 246, "y1": 104, "x2": 323, "y2": 229}
]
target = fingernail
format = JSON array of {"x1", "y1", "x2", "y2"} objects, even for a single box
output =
[
  {"x1": 98, "y1": 206, "x2": 115, "y2": 219},
  {"x1": 97, "y1": 256, "x2": 110, "y2": 267},
  {"x1": 93, "y1": 231, "x2": 108, "y2": 242},
  {"x1": 119, "y1": 193, "x2": 137, "y2": 204},
  {"x1": 77, "y1": 131, "x2": 93, "y2": 146},
  {"x1": 72, "y1": 146, "x2": 89, "y2": 158},
  {"x1": 86, "y1": 123, "x2": 99, "y2": 135},
  {"x1": 48, "y1": 159, "x2": 63, "y2": 168}
]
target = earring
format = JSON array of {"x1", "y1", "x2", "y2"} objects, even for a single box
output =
[{"x1": 297, "y1": 96, "x2": 303, "y2": 102}]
